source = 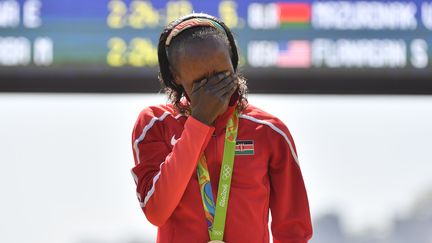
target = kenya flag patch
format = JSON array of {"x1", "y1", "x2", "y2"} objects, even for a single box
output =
[{"x1": 235, "y1": 140, "x2": 254, "y2": 155}]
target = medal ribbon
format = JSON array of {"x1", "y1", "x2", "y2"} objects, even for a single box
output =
[{"x1": 197, "y1": 110, "x2": 239, "y2": 241}]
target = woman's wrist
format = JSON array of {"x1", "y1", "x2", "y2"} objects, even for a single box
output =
[{"x1": 191, "y1": 111, "x2": 212, "y2": 126}]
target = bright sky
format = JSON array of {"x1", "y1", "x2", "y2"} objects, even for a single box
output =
[{"x1": 1, "y1": 93, "x2": 431, "y2": 243}]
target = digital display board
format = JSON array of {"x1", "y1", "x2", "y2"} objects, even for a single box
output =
[{"x1": 1, "y1": 0, "x2": 432, "y2": 93}]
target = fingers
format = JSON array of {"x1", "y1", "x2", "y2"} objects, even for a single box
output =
[
  {"x1": 191, "y1": 71, "x2": 230, "y2": 95},
  {"x1": 206, "y1": 71, "x2": 231, "y2": 86},
  {"x1": 221, "y1": 78, "x2": 238, "y2": 100},
  {"x1": 191, "y1": 78, "x2": 207, "y2": 95},
  {"x1": 191, "y1": 71, "x2": 237, "y2": 101},
  {"x1": 214, "y1": 75, "x2": 238, "y2": 97}
]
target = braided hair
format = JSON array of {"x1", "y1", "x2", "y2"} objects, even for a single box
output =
[{"x1": 157, "y1": 13, "x2": 248, "y2": 115}]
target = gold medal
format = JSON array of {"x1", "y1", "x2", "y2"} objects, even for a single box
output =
[{"x1": 208, "y1": 241, "x2": 225, "y2": 243}]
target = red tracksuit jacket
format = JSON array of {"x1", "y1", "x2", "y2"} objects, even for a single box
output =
[{"x1": 131, "y1": 102, "x2": 312, "y2": 243}]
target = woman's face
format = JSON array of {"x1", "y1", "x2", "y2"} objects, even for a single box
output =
[{"x1": 172, "y1": 38, "x2": 234, "y2": 98}]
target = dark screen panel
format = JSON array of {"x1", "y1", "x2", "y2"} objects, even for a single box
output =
[{"x1": 0, "y1": 0, "x2": 431, "y2": 93}]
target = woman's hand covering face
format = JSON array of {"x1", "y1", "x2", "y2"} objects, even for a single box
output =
[{"x1": 190, "y1": 71, "x2": 238, "y2": 125}]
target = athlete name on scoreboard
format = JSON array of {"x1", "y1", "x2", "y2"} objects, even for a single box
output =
[
  {"x1": 248, "y1": 1, "x2": 432, "y2": 30},
  {"x1": 0, "y1": 0, "x2": 53, "y2": 66},
  {"x1": 248, "y1": 39, "x2": 429, "y2": 69}
]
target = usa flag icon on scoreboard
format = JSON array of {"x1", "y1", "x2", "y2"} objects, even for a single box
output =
[{"x1": 276, "y1": 40, "x2": 312, "y2": 68}]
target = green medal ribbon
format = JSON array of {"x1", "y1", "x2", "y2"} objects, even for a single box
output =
[{"x1": 197, "y1": 110, "x2": 239, "y2": 241}]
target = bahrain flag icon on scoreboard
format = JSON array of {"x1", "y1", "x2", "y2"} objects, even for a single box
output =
[
  {"x1": 277, "y1": 2, "x2": 311, "y2": 27},
  {"x1": 277, "y1": 40, "x2": 312, "y2": 68}
]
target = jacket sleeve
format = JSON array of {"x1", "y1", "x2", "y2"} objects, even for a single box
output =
[
  {"x1": 131, "y1": 108, "x2": 215, "y2": 226},
  {"x1": 268, "y1": 120, "x2": 313, "y2": 243}
]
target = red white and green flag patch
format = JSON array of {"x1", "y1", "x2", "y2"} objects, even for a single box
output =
[{"x1": 235, "y1": 140, "x2": 254, "y2": 155}]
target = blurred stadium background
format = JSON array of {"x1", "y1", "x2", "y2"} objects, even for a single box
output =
[{"x1": 1, "y1": 0, "x2": 432, "y2": 243}]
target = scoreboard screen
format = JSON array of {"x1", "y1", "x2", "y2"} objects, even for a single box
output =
[{"x1": 1, "y1": 0, "x2": 432, "y2": 93}]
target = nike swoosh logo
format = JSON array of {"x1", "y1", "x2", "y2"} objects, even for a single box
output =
[{"x1": 171, "y1": 135, "x2": 178, "y2": 146}]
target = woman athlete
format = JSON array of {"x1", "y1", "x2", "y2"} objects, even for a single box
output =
[{"x1": 131, "y1": 13, "x2": 312, "y2": 243}]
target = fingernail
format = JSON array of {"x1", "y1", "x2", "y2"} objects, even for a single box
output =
[{"x1": 224, "y1": 71, "x2": 231, "y2": 76}]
